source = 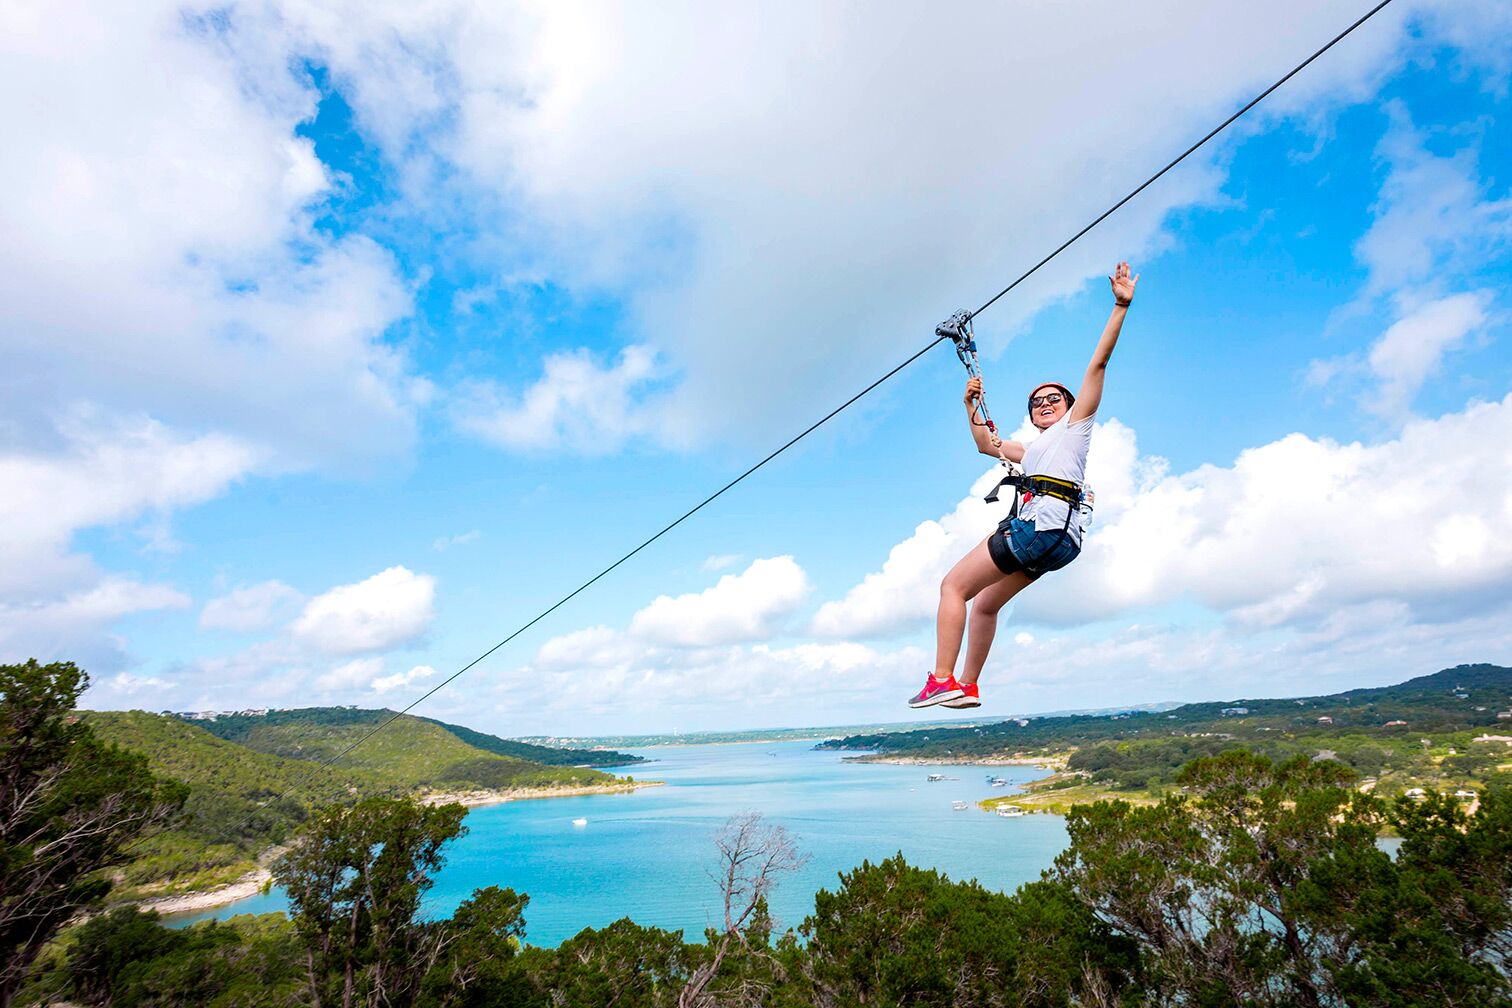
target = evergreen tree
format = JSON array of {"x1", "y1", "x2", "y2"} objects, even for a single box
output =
[
  {"x1": 798, "y1": 854, "x2": 1129, "y2": 1007},
  {"x1": 274, "y1": 796, "x2": 466, "y2": 1008},
  {"x1": 540, "y1": 919, "x2": 690, "y2": 1008},
  {"x1": 0, "y1": 660, "x2": 183, "y2": 1008},
  {"x1": 420, "y1": 885, "x2": 535, "y2": 1008},
  {"x1": 1054, "y1": 750, "x2": 1512, "y2": 1007}
]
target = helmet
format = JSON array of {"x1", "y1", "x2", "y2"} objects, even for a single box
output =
[{"x1": 1027, "y1": 382, "x2": 1075, "y2": 412}]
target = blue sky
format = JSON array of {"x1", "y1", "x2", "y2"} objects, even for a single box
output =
[{"x1": 3, "y1": 1, "x2": 1510, "y2": 735}]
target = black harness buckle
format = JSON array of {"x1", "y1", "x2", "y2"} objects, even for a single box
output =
[{"x1": 984, "y1": 471, "x2": 1084, "y2": 510}]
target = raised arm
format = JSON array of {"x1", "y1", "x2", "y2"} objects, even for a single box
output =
[
  {"x1": 963, "y1": 377, "x2": 1025, "y2": 462},
  {"x1": 1068, "y1": 261, "x2": 1137, "y2": 424}
]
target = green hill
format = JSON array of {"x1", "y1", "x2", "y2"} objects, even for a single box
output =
[
  {"x1": 819, "y1": 663, "x2": 1512, "y2": 804},
  {"x1": 83, "y1": 711, "x2": 386, "y2": 898},
  {"x1": 84, "y1": 707, "x2": 631, "y2": 900},
  {"x1": 190, "y1": 707, "x2": 622, "y2": 790}
]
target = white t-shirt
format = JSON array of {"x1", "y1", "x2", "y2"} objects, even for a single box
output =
[{"x1": 1017, "y1": 414, "x2": 1093, "y2": 546}]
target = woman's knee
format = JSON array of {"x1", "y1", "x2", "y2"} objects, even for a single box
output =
[
  {"x1": 973, "y1": 599, "x2": 1005, "y2": 620},
  {"x1": 939, "y1": 576, "x2": 967, "y2": 602},
  {"x1": 941, "y1": 570, "x2": 984, "y2": 603}
]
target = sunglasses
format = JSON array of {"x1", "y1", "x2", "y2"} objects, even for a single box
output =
[{"x1": 1028, "y1": 392, "x2": 1065, "y2": 409}]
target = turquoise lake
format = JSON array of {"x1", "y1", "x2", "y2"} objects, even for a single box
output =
[{"x1": 172, "y1": 740, "x2": 1068, "y2": 946}]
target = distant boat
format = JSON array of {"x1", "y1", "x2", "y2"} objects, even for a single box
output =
[
  {"x1": 951, "y1": 801, "x2": 969, "y2": 811},
  {"x1": 572, "y1": 817, "x2": 588, "y2": 827},
  {"x1": 926, "y1": 773, "x2": 946, "y2": 782},
  {"x1": 996, "y1": 806, "x2": 1026, "y2": 818}
]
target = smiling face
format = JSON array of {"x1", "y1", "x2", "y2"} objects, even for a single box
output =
[{"x1": 1027, "y1": 384, "x2": 1071, "y2": 430}]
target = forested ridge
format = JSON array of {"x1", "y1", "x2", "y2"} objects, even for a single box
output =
[
  {"x1": 823, "y1": 663, "x2": 1512, "y2": 806},
  {"x1": 193, "y1": 706, "x2": 643, "y2": 768}
]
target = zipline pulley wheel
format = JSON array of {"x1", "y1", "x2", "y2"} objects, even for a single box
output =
[{"x1": 937, "y1": 309, "x2": 998, "y2": 438}]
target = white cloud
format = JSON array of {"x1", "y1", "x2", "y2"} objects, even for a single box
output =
[
  {"x1": 819, "y1": 395, "x2": 1512, "y2": 637},
  {"x1": 1354, "y1": 101, "x2": 1512, "y2": 301},
  {"x1": 0, "y1": 4, "x2": 423, "y2": 472},
  {"x1": 0, "y1": 414, "x2": 263, "y2": 600},
  {"x1": 1414, "y1": 2, "x2": 1512, "y2": 80},
  {"x1": 536, "y1": 626, "x2": 628, "y2": 672},
  {"x1": 1041, "y1": 395, "x2": 1512, "y2": 627},
  {"x1": 493, "y1": 558, "x2": 914, "y2": 725},
  {"x1": 315, "y1": 658, "x2": 437, "y2": 696},
  {"x1": 316, "y1": 657, "x2": 386, "y2": 692},
  {"x1": 78, "y1": 565, "x2": 441, "y2": 710},
  {"x1": 1308, "y1": 103, "x2": 1506, "y2": 421},
  {"x1": 200, "y1": 581, "x2": 305, "y2": 632},
  {"x1": 454, "y1": 345, "x2": 663, "y2": 452},
  {"x1": 291, "y1": 566, "x2": 437, "y2": 655},
  {"x1": 372, "y1": 664, "x2": 438, "y2": 694},
  {"x1": 0, "y1": 2, "x2": 428, "y2": 671},
  {"x1": 0, "y1": 412, "x2": 236, "y2": 670},
  {"x1": 219, "y1": 1, "x2": 1502, "y2": 455},
  {"x1": 30, "y1": 579, "x2": 191, "y2": 623},
  {"x1": 702, "y1": 554, "x2": 743, "y2": 573},
  {"x1": 523, "y1": 626, "x2": 926, "y2": 724},
  {"x1": 1363, "y1": 292, "x2": 1490, "y2": 418},
  {"x1": 431, "y1": 530, "x2": 481, "y2": 552},
  {"x1": 109, "y1": 672, "x2": 169, "y2": 694},
  {"x1": 0, "y1": 577, "x2": 191, "y2": 672},
  {"x1": 629, "y1": 556, "x2": 810, "y2": 647}
]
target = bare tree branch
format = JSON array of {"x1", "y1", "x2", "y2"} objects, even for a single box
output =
[{"x1": 679, "y1": 812, "x2": 807, "y2": 1008}]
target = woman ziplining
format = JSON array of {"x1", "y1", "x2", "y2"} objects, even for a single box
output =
[
  {"x1": 294, "y1": 0, "x2": 1390, "y2": 780},
  {"x1": 909, "y1": 260, "x2": 1138, "y2": 710}
]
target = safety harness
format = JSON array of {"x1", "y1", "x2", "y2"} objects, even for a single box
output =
[{"x1": 936, "y1": 310, "x2": 1092, "y2": 536}]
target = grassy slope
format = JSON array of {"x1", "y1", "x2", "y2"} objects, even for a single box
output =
[
  {"x1": 86, "y1": 708, "x2": 624, "y2": 900},
  {"x1": 200, "y1": 710, "x2": 618, "y2": 790},
  {"x1": 197, "y1": 707, "x2": 625, "y2": 786},
  {"x1": 84, "y1": 712, "x2": 382, "y2": 898},
  {"x1": 85, "y1": 710, "x2": 378, "y2": 802}
]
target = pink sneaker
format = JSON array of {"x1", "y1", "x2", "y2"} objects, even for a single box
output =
[
  {"x1": 908, "y1": 673, "x2": 965, "y2": 709},
  {"x1": 942, "y1": 682, "x2": 981, "y2": 709}
]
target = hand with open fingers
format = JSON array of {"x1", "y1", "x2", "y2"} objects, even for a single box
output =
[
  {"x1": 1110, "y1": 261, "x2": 1139, "y2": 306},
  {"x1": 964, "y1": 376, "x2": 984, "y2": 405}
]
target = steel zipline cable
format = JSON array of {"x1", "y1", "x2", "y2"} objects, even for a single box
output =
[{"x1": 200, "y1": 0, "x2": 1397, "y2": 832}]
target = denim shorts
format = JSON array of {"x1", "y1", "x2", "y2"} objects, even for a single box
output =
[{"x1": 987, "y1": 516, "x2": 1081, "y2": 580}]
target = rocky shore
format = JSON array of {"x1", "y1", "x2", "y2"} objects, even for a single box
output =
[
  {"x1": 419, "y1": 778, "x2": 664, "y2": 808},
  {"x1": 140, "y1": 870, "x2": 274, "y2": 917}
]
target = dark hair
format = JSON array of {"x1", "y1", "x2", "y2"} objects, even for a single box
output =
[{"x1": 1027, "y1": 382, "x2": 1075, "y2": 412}]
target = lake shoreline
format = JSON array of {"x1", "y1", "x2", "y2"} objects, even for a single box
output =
[
  {"x1": 149, "y1": 780, "x2": 664, "y2": 917},
  {"x1": 420, "y1": 779, "x2": 665, "y2": 808},
  {"x1": 144, "y1": 870, "x2": 274, "y2": 918},
  {"x1": 846, "y1": 753, "x2": 1069, "y2": 769}
]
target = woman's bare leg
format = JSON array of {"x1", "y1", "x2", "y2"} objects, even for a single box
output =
[
  {"x1": 959, "y1": 572, "x2": 1032, "y2": 685},
  {"x1": 935, "y1": 537, "x2": 1015, "y2": 679}
]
